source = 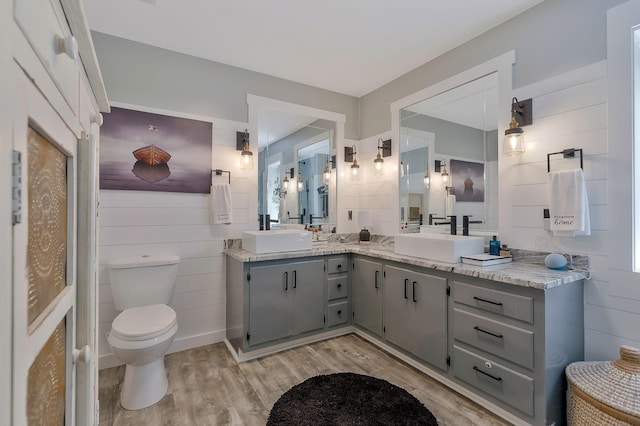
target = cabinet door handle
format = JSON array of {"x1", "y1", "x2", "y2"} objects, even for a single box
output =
[
  {"x1": 403, "y1": 279, "x2": 408, "y2": 299},
  {"x1": 412, "y1": 281, "x2": 417, "y2": 303},
  {"x1": 284, "y1": 271, "x2": 288, "y2": 291},
  {"x1": 473, "y1": 366, "x2": 502, "y2": 382},
  {"x1": 473, "y1": 296, "x2": 503, "y2": 306},
  {"x1": 337, "y1": 264, "x2": 342, "y2": 269},
  {"x1": 473, "y1": 326, "x2": 503, "y2": 339},
  {"x1": 374, "y1": 270, "x2": 379, "y2": 289},
  {"x1": 293, "y1": 270, "x2": 297, "y2": 289}
]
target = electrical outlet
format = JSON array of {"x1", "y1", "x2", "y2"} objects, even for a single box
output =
[{"x1": 543, "y1": 208, "x2": 550, "y2": 230}]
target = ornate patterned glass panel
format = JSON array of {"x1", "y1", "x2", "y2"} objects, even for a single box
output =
[
  {"x1": 27, "y1": 127, "x2": 67, "y2": 325},
  {"x1": 27, "y1": 319, "x2": 66, "y2": 425}
]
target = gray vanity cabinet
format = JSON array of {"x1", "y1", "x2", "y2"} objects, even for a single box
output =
[
  {"x1": 248, "y1": 259, "x2": 325, "y2": 346},
  {"x1": 352, "y1": 257, "x2": 383, "y2": 336},
  {"x1": 383, "y1": 265, "x2": 448, "y2": 370}
]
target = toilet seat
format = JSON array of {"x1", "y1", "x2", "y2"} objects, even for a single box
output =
[{"x1": 111, "y1": 304, "x2": 177, "y2": 341}]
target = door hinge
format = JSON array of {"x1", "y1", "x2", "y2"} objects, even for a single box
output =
[
  {"x1": 247, "y1": 272, "x2": 251, "y2": 282},
  {"x1": 446, "y1": 286, "x2": 451, "y2": 296},
  {"x1": 246, "y1": 332, "x2": 250, "y2": 341},
  {"x1": 446, "y1": 356, "x2": 451, "y2": 367},
  {"x1": 12, "y1": 151, "x2": 22, "y2": 225}
]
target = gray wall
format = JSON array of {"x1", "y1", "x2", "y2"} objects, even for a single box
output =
[
  {"x1": 360, "y1": 0, "x2": 626, "y2": 138},
  {"x1": 92, "y1": 32, "x2": 360, "y2": 140}
]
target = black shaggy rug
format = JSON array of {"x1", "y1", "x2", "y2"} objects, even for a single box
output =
[{"x1": 266, "y1": 372, "x2": 438, "y2": 425}]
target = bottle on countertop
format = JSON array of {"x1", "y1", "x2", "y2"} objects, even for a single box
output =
[
  {"x1": 499, "y1": 244, "x2": 511, "y2": 257},
  {"x1": 489, "y1": 235, "x2": 501, "y2": 256}
]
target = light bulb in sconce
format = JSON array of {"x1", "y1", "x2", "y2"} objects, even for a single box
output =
[
  {"x1": 297, "y1": 173, "x2": 304, "y2": 191},
  {"x1": 322, "y1": 161, "x2": 331, "y2": 183},
  {"x1": 441, "y1": 162, "x2": 449, "y2": 183},
  {"x1": 423, "y1": 170, "x2": 430, "y2": 188},
  {"x1": 345, "y1": 145, "x2": 360, "y2": 176}
]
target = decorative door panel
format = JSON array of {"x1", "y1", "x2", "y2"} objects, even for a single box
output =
[
  {"x1": 26, "y1": 127, "x2": 68, "y2": 327},
  {"x1": 13, "y1": 65, "x2": 79, "y2": 426}
]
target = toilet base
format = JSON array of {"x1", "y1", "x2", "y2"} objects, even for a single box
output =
[{"x1": 120, "y1": 357, "x2": 169, "y2": 410}]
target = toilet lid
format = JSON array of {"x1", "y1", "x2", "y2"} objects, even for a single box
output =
[{"x1": 111, "y1": 304, "x2": 177, "y2": 341}]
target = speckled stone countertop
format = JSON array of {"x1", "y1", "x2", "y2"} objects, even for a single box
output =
[{"x1": 224, "y1": 234, "x2": 588, "y2": 290}]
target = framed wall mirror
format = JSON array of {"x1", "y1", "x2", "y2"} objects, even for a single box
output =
[
  {"x1": 249, "y1": 95, "x2": 344, "y2": 232},
  {"x1": 391, "y1": 52, "x2": 515, "y2": 237}
]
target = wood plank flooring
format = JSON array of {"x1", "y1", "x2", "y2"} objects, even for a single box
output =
[{"x1": 98, "y1": 334, "x2": 511, "y2": 425}]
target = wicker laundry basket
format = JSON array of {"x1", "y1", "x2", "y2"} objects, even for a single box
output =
[{"x1": 565, "y1": 345, "x2": 640, "y2": 425}]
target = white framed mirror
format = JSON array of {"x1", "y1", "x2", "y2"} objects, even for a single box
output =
[
  {"x1": 249, "y1": 95, "x2": 345, "y2": 231},
  {"x1": 390, "y1": 52, "x2": 515, "y2": 237}
]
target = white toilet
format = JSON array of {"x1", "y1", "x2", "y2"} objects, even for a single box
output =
[{"x1": 107, "y1": 255, "x2": 180, "y2": 410}]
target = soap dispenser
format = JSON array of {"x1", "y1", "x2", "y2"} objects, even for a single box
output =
[{"x1": 489, "y1": 235, "x2": 501, "y2": 256}]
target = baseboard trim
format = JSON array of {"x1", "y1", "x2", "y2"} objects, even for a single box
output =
[
  {"x1": 226, "y1": 326, "x2": 354, "y2": 363},
  {"x1": 98, "y1": 330, "x2": 226, "y2": 370}
]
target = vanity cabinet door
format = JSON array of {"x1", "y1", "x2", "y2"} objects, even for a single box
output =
[
  {"x1": 384, "y1": 265, "x2": 448, "y2": 370},
  {"x1": 248, "y1": 263, "x2": 290, "y2": 346},
  {"x1": 289, "y1": 259, "x2": 325, "y2": 336},
  {"x1": 352, "y1": 257, "x2": 383, "y2": 336}
]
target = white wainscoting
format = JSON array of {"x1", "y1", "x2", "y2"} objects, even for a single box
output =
[
  {"x1": 503, "y1": 61, "x2": 640, "y2": 361},
  {"x1": 98, "y1": 120, "x2": 256, "y2": 369}
]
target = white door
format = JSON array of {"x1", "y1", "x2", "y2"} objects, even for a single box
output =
[{"x1": 11, "y1": 61, "x2": 86, "y2": 425}]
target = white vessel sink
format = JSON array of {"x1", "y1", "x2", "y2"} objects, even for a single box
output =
[
  {"x1": 394, "y1": 233, "x2": 485, "y2": 263},
  {"x1": 242, "y1": 230, "x2": 312, "y2": 254}
]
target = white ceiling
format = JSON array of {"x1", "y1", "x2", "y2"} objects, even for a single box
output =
[{"x1": 84, "y1": 0, "x2": 544, "y2": 97}]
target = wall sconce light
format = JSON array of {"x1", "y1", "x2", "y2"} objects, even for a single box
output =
[
  {"x1": 373, "y1": 138, "x2": 392, "y2": 171},
  {"x1": 297, "y1": 172, "x2": 304, "y2": 191},
  {"x1": 423, "y1": 169, "x2": 430, "y2": 188},
  {"x1": 236, "y1": 129, "x2": 253, "y2": 169},
  {"x1": 281, "y1": 174, "x2": 289, "y2": 196},
  {"x1": 345, "y1": 145, "x2": 359, "y2": 175},
  {"x1": 503, "y1": 97, "x2": 532, "y2": 156},
  {"x1": 322, "y1": 161, "x2": 331, "y2": 183},
  {"x1": 435, "y1": 160, "x2": 449, "y2": 183}
]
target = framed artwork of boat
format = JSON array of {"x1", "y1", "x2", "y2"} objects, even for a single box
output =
[
  {"x1": 450, "y1": 159, "x2": 484, "y2": 202},
  {"x1": 100, "y1": 104, "x2": 213, "y2": 194}
]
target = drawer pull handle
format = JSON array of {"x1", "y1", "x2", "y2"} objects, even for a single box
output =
[
  {"x1": 473, "y1": 366, "x2": 502, "y2": 382},
  {"x1": 375, "y1": 271, "x2": 379, "y2": 289},
  {"x1": 404, "y1": 279, "x2": 408, "y2": 299},
  {"x1": 473, "y1": 296, "x2": 503, "y2": 306},
  {"x1": 55, "y1": 35, "x2": 78, "y2": 60},
  {"x1": 284, "y1": 271, "x2": 288, "y2": 291},
  {"x1": 412, "y1": 281, "x2": 417, "y2": 303},
  {"x1": 293, "y1": 270, "x2": 297, "y2": 289},
  {"x1": 337, "y1": 283, "x2": 342, "y2": 289},
  {"x1": 337, "y1": 310, "x2": 342, "y2": 315},
  {"x1": 337, "y1": 264, "x2": 342, "y2": 268},
  {"x1": 473, "y1": 326, "x2": 503, "y2": 339}
]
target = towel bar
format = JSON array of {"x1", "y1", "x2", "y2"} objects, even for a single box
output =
[
  {"x1": 212, "y1": 169, "x2": 231, "y2": 184},
  {"x1": 547, "y1": 148, "x2": 583, "y2": 172}
]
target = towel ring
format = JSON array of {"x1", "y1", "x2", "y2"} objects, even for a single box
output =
[
  {"x1": 547, "y1": 148, "x2": 583, "y2": 172},
  {"x1": 212, "y1": 169, "x2": 231, "y2": 184}
]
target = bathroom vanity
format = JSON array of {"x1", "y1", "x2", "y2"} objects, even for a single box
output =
[{"x1": 224, "y1": 239, "x2": 586, "y2": 426}]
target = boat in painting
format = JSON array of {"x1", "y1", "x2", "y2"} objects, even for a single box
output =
[{"x1": 132, "y1": 144, "x2": 171, "y2": 165}]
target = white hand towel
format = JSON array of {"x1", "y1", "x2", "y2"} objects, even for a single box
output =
[
  {"x1": 548, "y1": 169, "x2": 590, "y2": 236},
  {"x1": 209, "y1": 183, "x2": 233, "y2": 225}
]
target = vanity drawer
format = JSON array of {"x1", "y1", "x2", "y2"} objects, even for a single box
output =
[
  {"x1": 14, "y1": 0, "x2": 79, "y2": 113},
  {"x1": 454, "y1": 308, "x2": 534, "y2": 370},
  {"x1": 327, "y1": 256, "x2": 349, "y2": 275},
  {"x1": 327, "y1": 301, "x2": 349, "y2": 327},
  {"x1": 453, "y1": 345, "x2": 534, "y2": 416},
  {"x1": 453, "y1": 281, "x2": 534, "y2": 324},
  {"x1": 327, "y1": 276, "x2": 348, "y2": 301}
]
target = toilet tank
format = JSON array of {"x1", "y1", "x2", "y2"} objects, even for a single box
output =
[{"x1": 108, "y1": 255, "x2": 180, "y2": 310}]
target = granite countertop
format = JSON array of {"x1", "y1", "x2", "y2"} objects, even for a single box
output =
[{"x1": 223, "y1": 236, "x2": 588, "y2": 291}]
